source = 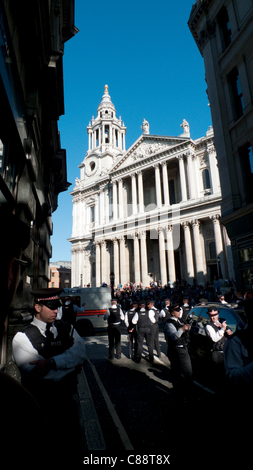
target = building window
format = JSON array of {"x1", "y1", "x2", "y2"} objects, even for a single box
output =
[
  {"x1": 217, "y1": 6, "x2": 231, "y2": 50},
  {"x1": 91, "y1": 205, "x2": 95, "y2": 223},
  {"x1": 239, "y1": 144, "x2": 253, "y2": 203},
  {"x1": 202, "y1": 169, "x2": 211, "y2": 190},
  {"x1": 228, "y1": 67, "x2": 244, "y2": 120}
]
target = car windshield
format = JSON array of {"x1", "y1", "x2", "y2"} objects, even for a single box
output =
[{"x1": 199, "y1": 307, "x2": 239, "y2": 333}]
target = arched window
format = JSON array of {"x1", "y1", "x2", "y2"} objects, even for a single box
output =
[{"x1": 202, "y1": 169, "x2": 211, "y2": 190}]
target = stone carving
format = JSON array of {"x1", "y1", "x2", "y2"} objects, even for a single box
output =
[
  {"x1": 141, "y1": 118, "x2": 150, "y2": 134},
  {"x1": 180, "y1": 119, "x2": 190, "y2": 137}
]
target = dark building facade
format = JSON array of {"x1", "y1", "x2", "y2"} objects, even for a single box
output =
[
  {"x1": 0, "y1": 0, "x2": 77, "y2": 321},
  {"x1": 189, "y1": 0, "x2": 253, "y2": 291}
]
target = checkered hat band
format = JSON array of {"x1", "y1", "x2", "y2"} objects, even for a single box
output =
[{"x1": 36, "y1": 296, "x2": 59, "y2": 301}]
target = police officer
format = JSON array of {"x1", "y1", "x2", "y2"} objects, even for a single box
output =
[
  {"x1": 132, "y1": 300, "x2": 156, "y2": 363},
  {"x1": 164, "y1": 303, "x2": 192, "y2": 399},
  {"x1": 13, "y1": 288, "x2": 86, "y2": 401},
  {"x1": 104, "y1": 299, "x2": 124, "y2": 359},
  {"x1": 12, "y1": 287, "x2": 87, "y2": 464},
  {"x1": 125, "y1": 301, "x2": 138, "y2": 359},
  {"x1": 147, "y1": 299, "x2": 161, "y2": 358},
  {"x1": 181, "y1": 297, "x2": 191, "y2": 323},
  {"x1": 160, "y1": 298, "x2": 171, "y2": 325},
  {"x1": 205, "y1": 306, "x2": 232, "y2": 369},
  {"x1": 61, "y1": 296, "x2": 76, "y2": 325}
]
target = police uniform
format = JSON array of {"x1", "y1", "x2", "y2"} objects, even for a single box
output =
[
  {"x1": 149, "y1": 303, "x2": 161, "y2": 358},
  {"x1": 181, "y1": 299, "x2": 191, "y2": 324},
  {"x1": 12, "y1": 288, "x2": 86, "y2": 403},
  {"x1": 125, "y1": 304, "x2": 138, "y2": 358},
  {"x1": 104, "y1": 302, "x2": 124, "y2": 359},
  {"x1": 132, "y1": 303, "x2": 156, "y2": 363},
  {"x1": 12, "y1": 288, "x2": 86, "y2": 464},
  {"x1": 164, "y1": 310, "x2": 192, "y2": 394}
]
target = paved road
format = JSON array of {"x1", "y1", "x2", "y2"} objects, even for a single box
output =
[{"x1": 76, "y1": 328, "x2": 227, "y2": 465}]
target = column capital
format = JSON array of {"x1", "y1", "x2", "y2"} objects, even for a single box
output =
[
  {"x1": 158, "y1": 226, "x2": 166, "y2": 235},
  {"x1": 181, "y1": 221, "x2": 191, "y2": 230},
  {"x1": 191, "y1": 219, "x2": 201, "y2": 229},
  {"x1": 165, "y1": 224, "x2": 173, "y2": 233},
  {"x1": 138, "y1": 230, "x2": 146, "y2": 239},
  {"x1": 210, "y1": 214, "x2": 220, "y2": 224}
]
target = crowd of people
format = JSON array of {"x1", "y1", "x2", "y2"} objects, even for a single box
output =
[
  {"x1": 110, "y1": 277, "x2": 238, "y2": 313},
  {"x1": 104, "y1": 280, "x2": 253, "y2": 405}
]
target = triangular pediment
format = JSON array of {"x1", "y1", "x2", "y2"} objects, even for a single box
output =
[{"x1": 110, "y1": 134, "x2": 190, "y2": 173}]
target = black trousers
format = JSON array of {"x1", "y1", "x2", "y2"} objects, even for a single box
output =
[
  {"x1": 108, "y1": 323, "x2": 121, "y2": 358},
  {"x1": 136, "y1": 326, "x2": 154, "y2": 362},
  {"x1": 128, "y1": 328, "x2": 137, "y2": 358},
  {"x1": 152, "y1": 323, "x2": 161, "y2": 357},
  {"x1": 168, "y1": 345, "x2": 193, "y2": 395}
]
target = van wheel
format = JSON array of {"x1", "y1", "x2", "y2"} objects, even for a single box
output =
[{"x1": 75, "y1": 320, "x2": 94, "y2": 336}]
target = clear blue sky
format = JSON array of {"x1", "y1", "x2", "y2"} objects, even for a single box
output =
[{"x1": 51, "y1": 0, "x2": 211, "y2": 262}]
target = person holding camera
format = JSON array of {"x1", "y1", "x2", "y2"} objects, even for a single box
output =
[
  {"x1": 205, "y1": 306, "x2": 232, "y2": 368},
  {"x1": 164, "y1": 303, "x2": 192, "y2": 400}
]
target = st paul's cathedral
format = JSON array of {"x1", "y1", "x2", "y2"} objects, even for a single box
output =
[{"x1": 70, "y1": 86, "x2": 234, "y2": 288}]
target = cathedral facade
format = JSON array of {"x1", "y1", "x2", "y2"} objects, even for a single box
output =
[{"x1": 70, "y1": 86, "x2": 234, "y2": 288}]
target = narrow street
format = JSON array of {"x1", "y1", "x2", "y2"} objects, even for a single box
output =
[{"x1": 76, "y1": 328, "x2": 227, "y2": 466}]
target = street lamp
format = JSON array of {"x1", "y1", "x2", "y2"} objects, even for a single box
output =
[{"x1": 110, "y1": 271, "x2": 115, "y2": 299}]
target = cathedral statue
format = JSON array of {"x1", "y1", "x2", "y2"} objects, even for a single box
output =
[
  {"x1": 141, "y1": 118, "x2": 150, "y2": 135},
  {"x1": 180, "y1": 119, "x2": 190, "y2": 136}
]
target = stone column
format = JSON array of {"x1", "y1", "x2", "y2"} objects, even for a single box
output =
[
  {"x1": 154, "y1": 163, "x2": 162, "y2": 208},
  {"x1": 133, "y1": 232, "x2": 141, "y2": 285},
  {"x1": 211, "y1": 214, "x2": 225, "y2": 279},
  {"x1": 158, "y1": 227, "x2": 167, "y2": 286},
  {"x1": 112, "y1": 180, "x2": 118, "y2": 220},
  {"x1": 131, "y1": 173, "x2": 138, "y2": 215},
  {"x1": 139, "y1": 231, "x2": 149, "y2": 286},
  {"x1": 83, "y1": 250, "x2": 91, "y2": 286},
  {"x1": 101, "y1": 240, "x2": 108, "y2": 284},
  {"x1": 95, "y1": 241, "x2": 101, "y2": 287},
  {"x1": 191, "y1": 219, "x2": 205, "y2": 284},
  {"x1": 137, "y1": 171, "x2": 144, "y2": 213},
  {"x1": 99, "y1": 186, "x2": 105, "y2": 225},
  {"x1": 186, "y1": 153, "x2": 195, "y2": 199},
  {"x1": 113, "y1": 238, "x2": 119, "y2": 287},
  {"x1": 178, "y1": 155, "x2": 187, "y2": 202},
  {"x1": 165, "y1": 225, "x2": 176, "y2": 285},
  {"x1": 118, "y1": 178, "x2": 124, "y2": 219},
  {"x1": 162, "y1": 162, "x2": 170, "y2": 206},
  {"x1": 182, "y1": 221, "x2": 195, "y2": 283},
  {"x1": 119, "y1": 236, "x2": 127, "y2": 286}
]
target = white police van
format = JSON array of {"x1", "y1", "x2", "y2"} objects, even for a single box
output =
[{"x1": 60, "y1": 287, "x2": 111, "y2": 335}]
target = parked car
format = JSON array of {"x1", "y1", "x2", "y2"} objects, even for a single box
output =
[{"x1": 188, "y1": 302, "x2": 247, "y2": 365}]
